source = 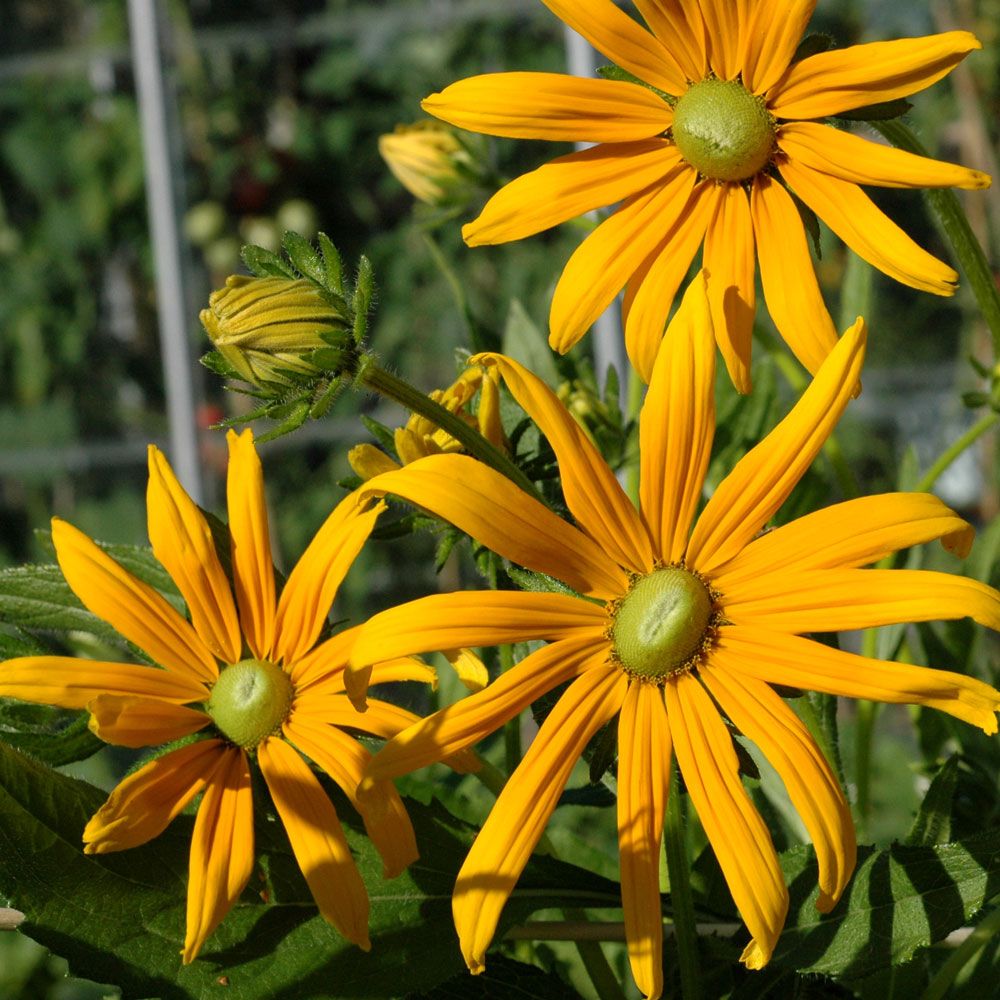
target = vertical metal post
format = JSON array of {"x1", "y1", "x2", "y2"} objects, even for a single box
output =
[
  {"x1": 128, "y1": 0, "x2": 204, "y2": 502},
  {"x1": 562, "y1": 25, "x2": 628, "y2": 409}
]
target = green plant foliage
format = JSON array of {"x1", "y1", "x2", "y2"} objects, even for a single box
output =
[{"x1": 406, "y1": 956, "x2": 584, "y2": 998}]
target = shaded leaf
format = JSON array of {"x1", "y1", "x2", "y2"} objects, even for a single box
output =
[
  {"x1": 406, "y1": 956, "x2": 583, "y2": 999},
  {"x1": 907, "y1": 755, "x2": 960, "y2": 847}
]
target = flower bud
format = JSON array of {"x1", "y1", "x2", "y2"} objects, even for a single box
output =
[{"x1": 378, "y1": 121, "x2": 473, "y2": 206}]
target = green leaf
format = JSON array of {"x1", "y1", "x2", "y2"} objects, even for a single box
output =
[
  {"x1": 406, "y1": 956, "x2": 584, "y2": 999},
  {"x1": 281, "y1": 230, "x2": 325, "y2": 285},
  {"x1": 0, "y1": 742, "x2": 621, "y2": 999},
  {"x1": 834, "y1": 99, "x2": 912, "y2": 122},
  {"x1": 240, "y1": 243, "x2": 296, "y2": 279},
  {"x1": 501, "y1": 300, "x2": 560, "y2": 389},
  {"x1": 0, "y1": 564, "x2": 119, "y2": 641},
  {"x1": 772, "y1": 832, "x2": 1000, "y2": 979},
  {"x1": 907, "y1": 755, "x2": 960, "y2": 846},
  {"x1": 0, "y1": 703, "x2": 103, "y2": 766},
  {"x1": 318, "y1": 233, "x2": 345, "y2": 296}
]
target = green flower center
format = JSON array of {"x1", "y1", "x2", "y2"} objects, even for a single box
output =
[
  {"x1": 611, "y1": 567, "x2": 713, "y2": 681},
  {"x1": 672, "y1": 79, "x2": 775, "y2": 182},
  {"x1": 206, "y1": 658, "x2": 294, "y2": 749}
]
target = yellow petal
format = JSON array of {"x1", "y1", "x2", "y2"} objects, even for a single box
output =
[
  {"x1": 422, "y1": 73, "x2": 673, "y2": 143},
  {"x1": 550, "y1": 165, "x2": 695, "y2": 357},
  {"x1": 371, "y1": 656, "x2": 440, "y2": 689},
  {"x1": 714, "y1": 492, "x2": 975, "y2": 592},
  {"x1": 88, "y1": 695, "x2": 209, "y2": 748},
  {"x1": 444, "y1": 648, "x2": 488, "y2": 692},
  {"x1": 273, "y1": 493, "x2": 384, "y2": 665},
  {"x1": 454, "y1": 667, "x2": 626, "y2": 974},
  {"x1": 258, "y1": 737, "x2": 370, "y2": 948},
  {"x1": 703, "y1": 183, "x2": 756, "y2": 393},
  {"x1": 226, "y1": 429, "x2": 277, "y2": 659},
  {"x1": 779, "y1": 121, "x2": 990, "y2": 191},
  {"x1": 769, "y1": 31, "x2": 982, "y2": 120},
  {"x1": 284, "y1": 716, "x2": 418, "y2": 879},
  {"x1": 293, "y1": 693, "x2": 421, "y2": 742},
  {"x1": 182, "y1": 746, "x2": 254, "y2": 963},
  {"x1": 700, "y1": 662, "x2": 855, "y2": 911},
  {"x1": 617, "y1": 682, "x2": 671, "y2": 1000},
  {"x1": 666, "y1": 672, "x2": 787, "y2": 969},
  {"x1": 0, "y1": 656, "x2": 208, "y2": 710},
  {"x1": 717, "y1": 626, "x2": 1000, "y2": 733},
  {"x1": 52, "y1": 518, "x2": 218, "y2": 684},
  {"x1": 536, "y1": 0, "x2": 690, "y2": 94},
  {"x1": 723, "y1": 567, "x2": 1000, "y2": 635},
  {"x1": 147, "y1": 446, "x2": 240, "y2": 664},
  {"x1": 288, "y1": 626, "x2": 359, "y2": 690},
  {"x1": 463, "y1": 140, "x2": 681, "y2": 247},
  {"x1": 83, "y1": 739, "x2": 225, "y2": 854},
  {"x1": 360, "y1": 456, "x2": 628, "y2": 599},
  {"x1": 363, "y1": 635, "x2": 612, "y2": 791},
  {"x1": 350, "y1": 590, "x2": 608, "y2": 668},
  {"x1": 750, "y1": 174, "x2": 839, "y2": 376},
  {"x1": 639, "y1": 275, "x2": 716, "y2": 565},
  {"x1": 347, "y1": 443, "x2": 401, "y2": 481},
  {"x1": 622, "y1": 178, "x2": 717, "y2": 383},
  {"x1": 741, "y1": 0, "x2": 815, "y2": 95},
  {"x1": 699, "y1": 0, "x2": 749, "y2": 80},
  {"x1": 632, "y1": 0, "x2": 707, "y2": 81},
  {"x1": 474, "y1": 353, "x2": 654, "y2": 574},
  {"x1": 686, "y1": 319, "x2": 866, "y2": 574}
]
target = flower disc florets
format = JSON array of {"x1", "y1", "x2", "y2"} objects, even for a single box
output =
[
  {"x1": 610, "y1": 567, "x2": 715, "y2": 681},
  {"x1": 672, "y1": 78, "x2": 775, "y2": 182},
  {"x1": 206, "y1": 658, "x2": 294, "y2": 749}
]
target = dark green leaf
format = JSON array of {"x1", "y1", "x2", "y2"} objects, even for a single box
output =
[
  {"x1": 907, "y1": 755, "x2": 960, "y2": 847},
  {"x1": 406, "y1": 956, "x2": 583, "y2": 999},
  {"x1": 0, "y1": 564, "x2": 118, "y2": 641},
  {"x1": 240, "y1": 243, "x2": 296, "y2": 279},
  {"x1": 281, "y1": 230, "x2": 325, "y2": 285},
  {"x1": 793, "y1": 33, "x2": 834, "y2": 62},
  {"x1": 199, "y1": 350, "x2": 241, "y2": 379},
  {"x1": 0, "y1": 703, "x2": 103, "y2": 766},
  {"x1": 359, "y1": 414, "x2": 398, "y2": 453},
  {"x1": 835, "y1": 99, "x2": 912, "y2": 122}
]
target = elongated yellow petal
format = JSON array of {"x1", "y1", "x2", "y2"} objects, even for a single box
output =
[
  {"x1": 714, "y1": 492, "x2": 974, "y2": 591},
  {"x1": 464, "y1": 141, "x2": 681, "y2": 247},
  {"x1": 363, "y1": 635, "x2": 612, "y2": 793},
  {"x1": 88, "y1": 695, "x2": 209, "y2": 748},
  {"x1": 779, "y1": 158, "x2": 958, "y2": 295},
  {"x1": 666, "y1": 673, "x2": 787, "y2": 969},
  {"x1": 183, "y1": 746, "x2": 254, "y2": 963},
  {"x1": 350, "y1": 591, "x2": 608, "y2": 668},
  {"x1": 718, "y1": 626, "x2": 1000, "y2": 732},
  {"x1": 422, "y1": 73, "x2": 673, "y2": 143},
  {"x1": 454, "y1": 667, "x2": 626, "y2": 973},
  {"x1": 226, "y1": 429, "x2": 276, "y2": 659},
  {"x1": 779, "y1": 122, "x2": 990, "y2": 191},
  {"x1": 632, "y1": 0, "x2": 707, "y2": 81},
  {"x1": 724, "y1": 567, "x2": 1000, "y2": 635},
  {"x1": 52, "y1": 518, "x2": 218, "y2": 684},
  {"x1": 348, "y1": 443, "x2": 401, "y2": 481},
  {"x1": 741, "y1": 0, "x2": 815, "y2": 95},
  {"x1": 258, "y1": 737, "x2": 370, "y2": 948},
  {"x1": 147, "y1": 446, "x2": 240, "y2": 664},
  {"x1": 474, "y1": 353, "x2": 653, "y2": 574},
  {"x1": 703, "y1": 183, "x2": 756, "y2": 393},
  {"x1": 750, "y1": 175, "x2": 839, "y2": 376},
  {"x1": 273, "y1": 494, "x2": 384, "y2": 665},
  {"x1": 769, "y1": 31, "x2": 982, "y2": 120},
  {"x1": 83, "y1": 739, "x2": 225, "y2": 853},
  {"x1": 700, "y1": 662, "x2": 855, "y2": 911},
  {"x1": 537, "y1": 0, "x2": 689, "y2": 94},
  {"x1": 550, "y1": 166, "x2": 697, "y2": 357},
  {"x1": 293, "y1": 694, "x2": 421, "y2": 741},
  {"x1": 623, "y1": 178, "x2": 717, "y2": 383},
  {"x1": 0, "y1": 657, "x2": 208, "y2": 709},
  {"x1": 639, "y1": 275, "x2": 716, "y2": 565},
  {"x1": 444, "y1": 648, "x2": 488, "y2": 691},
  {"x1": 360, "y1": 456, "x2": 627, "y2": 599},
  {"x1": 618, "y1": 682, "x2": 671, "y2": 1000},
  {"x1": 284, "y1": 717, "x2": 417, "y2": 879},
  {"x1": 699, "y1": 0, "x2": 749, "y2": 80},
  {"x1": 687, "y1": 320, "x2": 866, "y2": 574},
  {"x1": 288, "y1": 626, "x2": 359, "y2": 690}
]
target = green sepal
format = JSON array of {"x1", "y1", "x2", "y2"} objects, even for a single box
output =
[
  {"x1": 352, "y1": 255, "x2": 375, "y2": 343},
  {"x1": 280, "y1": 230, "x2": 325, "y2": 286},
  {"x1": 595, "y1": 64, "x2": 674, "y2": 105},
  {"x1": 240, "y1": 243, "x2": 297, "y2": 280},
  {"x1": 199, "y1": 349, "x2": 242, "y2": 380},
  {"x1": 317, "y1": 232, "x2": 345, "y2": 296}
]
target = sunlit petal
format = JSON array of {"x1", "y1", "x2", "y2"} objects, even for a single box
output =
[
  {"x1": 742, "y1": 0, "x2": 815, "y2": 95},
  {"x1": 632, "y1": 0, "x2": 707, "y2": 80},
  {"x1": 700, "y1": 0, "x2": 749, "y2": 80},
  {"x1": 88, "y1": 695, "x2": 209, "y2": 748}
]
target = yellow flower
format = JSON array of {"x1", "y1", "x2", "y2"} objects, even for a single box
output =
[
  {"x1": 348, "y1": 278, "x2": 1000, "y2": 998},
  {"x1": 379, "y1": 121, "x2": 472, "y2": 205},
  {"x1": 424, "y1": 0, "x2": 990, "y2": 390},
  {"x1": 0, "y1": 430, "x2": 428, "y2": 963}
]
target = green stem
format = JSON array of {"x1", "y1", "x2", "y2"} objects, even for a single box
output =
[
  {"x1": 853, "y1": 697, "x2": 881, "y2": 838},
  {"x1": 665, "y1": 767, "x2": 701, "y2": 1000},
  {"x1": 872, "y1": 119, "x2": 1000, "y2": 360},
  {"x1": 915, "y1": 412, "x2": 999, "y2": 494},
  {"x1": 921, "y1": 901, "x2": 1000, "y2": 1000},
  {"x1": 360, "y1": 359, "x2": 542, "y2": 500},
  {"x1": 798, "y1": 692, "x2": 845, "y2": 788}
]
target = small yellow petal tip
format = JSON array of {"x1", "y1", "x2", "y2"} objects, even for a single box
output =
[{"x1": 739, "y1": 939, "x2": 771, "y2": 970}]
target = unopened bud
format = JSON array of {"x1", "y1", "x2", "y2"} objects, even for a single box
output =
[{"x1": 378, "y1": 121, "x2": 474, "y2": 206}]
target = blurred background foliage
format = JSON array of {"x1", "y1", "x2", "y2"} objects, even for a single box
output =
[{"x1": 0, "y1": 0, "x2": 998, "y2": 997}]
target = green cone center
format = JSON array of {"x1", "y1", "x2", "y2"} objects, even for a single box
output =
[
  {"x1": 206, "y1": 658, "x2": 293, "y2": 749},
  {"x1": 672, "y1": 79, "x2": 775, "y2": 181},
  {"x1": 612, "y1": 568, "x2": 713, "y2": 680}
]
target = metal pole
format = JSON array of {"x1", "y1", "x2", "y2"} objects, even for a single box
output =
[
  {"x1": 562, "y1": 25, "x2": 629, "y2": 409},
  {"x1": 127, "y1": 0, "x2": 204, "y2": 502}
]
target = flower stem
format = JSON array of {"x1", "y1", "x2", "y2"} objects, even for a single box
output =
[
  {"x1": 664, "y1": 766, "x2": 701, "y2": 1000},
  {"x1": 359, "y1": 359, "x2": 542, "y2": 500},
  {"x1": 916, "y1": 412, "x2": 999, "y2": 494}
]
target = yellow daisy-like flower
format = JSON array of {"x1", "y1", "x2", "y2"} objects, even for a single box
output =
[
  {"x1": 347, "y1": 279, "x2": 1000, "y2": 998},
  {"x1": 424, "y1": 0, "x2": 991, "y2": 389},
  {"x1": 0, "y1": 430, "x2": 426, "y2": 963}
]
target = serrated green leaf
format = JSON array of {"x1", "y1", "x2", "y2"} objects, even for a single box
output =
[
  {"x1": 406, "y1": 956, "x2": 584, "y2": 999},
  {"x1": 772, "y1": 833, "x2": 1000, "y2": 979},
  {"x1": 0, "y1": 742, "x2": 621, "y2": 1000},
  {"x1": 0, "y1": 564, "x2": 119, "y2": 641},
  {"x1": 0, "y1": 703, "x2": 103, "y2": 766},
  {"x1": 907, "y1": 755, "x2": 960, "y2": 847},
  {"x1": 240, "y1": 244, "x2": 296, "y2": 279},
  {"x1": 281, "y1": 230, "x2": 325, "y2": 285}
]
